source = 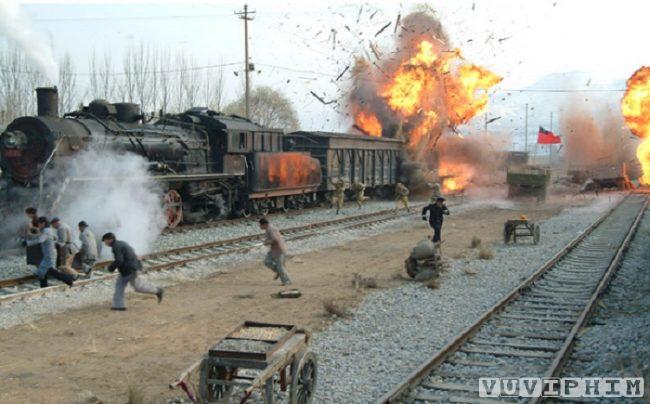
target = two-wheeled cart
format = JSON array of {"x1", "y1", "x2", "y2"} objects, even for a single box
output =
[
  {"x1": 170, "y1": 321, "x2": 317, "y2": 404},
  {"x1": 503, "y1": 218, "x2": 540, "y2": 245}
]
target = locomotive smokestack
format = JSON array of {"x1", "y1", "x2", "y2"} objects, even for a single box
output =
[{"x1": 35, "y1": 87, "x2": 58, "y2": 117}]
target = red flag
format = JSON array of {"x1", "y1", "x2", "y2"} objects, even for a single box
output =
[{"x1": 537, "y1": 126, "x2": 561, "y2": 144}]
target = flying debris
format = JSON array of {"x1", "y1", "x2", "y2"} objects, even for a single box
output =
[
  {"x1": 486, "y1": 116, "x2": 501, "y2": 124},
  {"x1": 370, "y1": 10, "x2": 378, "y2": 19},
  {"x1": 394, "y1": 13, "x2": 401, "y2": 33},
  {"x1": 375, "y1": 21, "x2": 391, "y2": 37},
  {"x1": 335, "y1": 65, "x2": 350, "y2": 81},
  {"x1": 310, "y1": 91, "x2": 336, "y2": 105},
  {"x1": 369, "y1": 41, "x2": 382, "y2": 60},
  {"x1": 356, "y1": 5, "x2": 363, "y2": 23},
  {"x1": 497, "y1": 36, "x2": 511, "y2": 42}
]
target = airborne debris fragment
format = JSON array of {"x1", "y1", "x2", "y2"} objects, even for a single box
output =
[
  {"x1": 310, "y1": 91, "x2": 336, "y2": 105},
  {"x1": 394, "y1": 13, "x2": 401, "y2": 33},
  {"x1": 486, "y1": 116, "x2": 501, "y2": 124},
  {"x1": 375, "y1": 21, "x2": 391, "y2": 37},
  {"x1": 335, "y1": 65, "x2": 350, "y2": 81}
]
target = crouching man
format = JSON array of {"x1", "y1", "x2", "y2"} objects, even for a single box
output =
[
  {"x1": 102, "y1": 232, "x2": 163, "y2": 311},
  {"x1": 259, "y1": 218, "x2": 292, "y2": 285}
]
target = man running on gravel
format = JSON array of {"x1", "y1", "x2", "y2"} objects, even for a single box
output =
[
  {"x1": 102, "y1": 233, "x2": 163, "y2": 310},
  {"x1": 259, "y1": 218, "x2": 292, "y2": 285}
]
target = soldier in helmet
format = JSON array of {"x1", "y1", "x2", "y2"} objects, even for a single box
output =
[
  {"x1": 394, "y1": 182, "x2": 410, "y2": 212},
  {"x1": 352, "y1": 181, "x2": 368, "y2": 209},
  {"x1": 330, "y1": 177, "x2": 346, "y2": 214}
]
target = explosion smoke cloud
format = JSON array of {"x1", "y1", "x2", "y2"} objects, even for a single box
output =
[{"x1": 347, "y1": 9, "x2": 502, "y2": 192}]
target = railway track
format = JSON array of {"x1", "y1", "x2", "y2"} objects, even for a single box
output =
[
  {"x1": 0, "y1": 206, "x2": 418, "y2": 304},
  {"x1": 379, "y1": 194, "x2": 647, "y2": 404}
]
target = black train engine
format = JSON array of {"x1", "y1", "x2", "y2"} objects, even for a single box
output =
[{"x1": 0, "y1": 87, "x2": 322, "y2": 227}]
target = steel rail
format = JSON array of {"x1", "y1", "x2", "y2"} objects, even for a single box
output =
[{"x1": 378, "y1": 194, "x2": 646, "y2": 403}]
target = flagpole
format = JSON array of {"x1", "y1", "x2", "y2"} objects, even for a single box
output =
[
  {"x1": 549, "y1": 112, "x2": 553, "y2": 165},
  {"x1": 524, "y1": 103, "x2": 528, "y2": 153}
]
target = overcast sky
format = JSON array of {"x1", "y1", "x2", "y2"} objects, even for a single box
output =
[{"x1": 9, "y1": 0, "x2": 650, "y2": 137}]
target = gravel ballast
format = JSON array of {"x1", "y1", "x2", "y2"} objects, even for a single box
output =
[
  {"x1": 309, "y1": 196, "x2": 622, "y2": 403},
  {"x1": 560, "y1": 205, "x2": 650, "y2": 402}
]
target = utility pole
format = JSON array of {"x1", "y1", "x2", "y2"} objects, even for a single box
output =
[
  {"x1": 236, "y1": 4, "x2": 255, "y2": 119},
  {"x1": 524, "y1": 103, "x2": 528, "y2": 153}
]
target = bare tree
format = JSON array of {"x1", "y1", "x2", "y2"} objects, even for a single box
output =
[
  {"x1": 202, "y1": 63, "x2": 224, "y2": 111},
  {"x1": 179, "y1": 53, "x2": 200, "y2": 111},
  {"x1": 223, "y1": 86, "x2": 299, "y2": 130},
  {"x1": 58, "y1": 52, "x2": 77, "y2": 113},
  {"x1": 88, "y1": 49, "x2": 115, "y2": 100},
  {"x1": 157, "y1": 49, "x2": 171, "y2": 114},
  {"x1": 0, "y1": 43, "x2": 45, "y2": 123}
]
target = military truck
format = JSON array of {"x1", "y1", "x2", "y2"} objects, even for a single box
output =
[{"x1": 506, "y1": 166, "x2": 551, "y2": 202}]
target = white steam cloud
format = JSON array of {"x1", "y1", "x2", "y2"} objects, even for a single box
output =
[
  {"x1": 55, "y1": 149, "x2": 166, "y2": 257},
  {"x1": 0, "y1": 0, "x2": 58, "y2": 82}
]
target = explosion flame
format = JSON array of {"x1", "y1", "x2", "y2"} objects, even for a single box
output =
[
  {"x1": 621, "y1": 66, "x2": 650, "y2": 185},
  {"x1": 348, "y1": 11, "x2": 501, "y2": 192}
]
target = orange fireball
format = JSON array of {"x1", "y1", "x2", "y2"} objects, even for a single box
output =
[
  {"x1": 621, "y1": 66, "x2": 650, "y2": 184},
  {"x1": 444, "y1": 63, "x2": 502, "y2": 126},
  {"x1": 355, "y1": 111, "x2": 382, "y2": 137}
]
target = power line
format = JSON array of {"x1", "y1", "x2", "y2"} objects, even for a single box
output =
[{"x1": 0, "y1": 61, "x2": 242, "y2": 77}]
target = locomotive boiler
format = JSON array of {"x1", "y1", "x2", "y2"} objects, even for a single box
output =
[{"x1": 0, "y1": 87, "x2": 322, "y2": 227}]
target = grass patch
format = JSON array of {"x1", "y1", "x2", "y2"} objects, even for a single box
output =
[
  {"x1": 478, "y1": 247, "x2": 494, "y2": 260},
  {"x1": 127, "y1": 385, "x2": 147, "y2": 404},
  {"x1": 323, "y1": 299, "x2": 350, "y2": 318},
  {"x1": 470, "y1": 236, "x2": 482, "y2": 248}
]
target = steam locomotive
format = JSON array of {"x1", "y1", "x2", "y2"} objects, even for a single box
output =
[{"x1": 0, "y1": 87, "x2": 403, "y2": 227}]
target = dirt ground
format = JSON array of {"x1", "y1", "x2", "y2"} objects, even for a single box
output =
[{"x1": 0, "y1": 199, "x2": 581, "y2": 403}]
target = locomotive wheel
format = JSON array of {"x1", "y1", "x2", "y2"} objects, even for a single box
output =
[
  {"x1": 163, "y1": 190, "x2": 183, "y2": 228},
  {"x1": 533, "y1": 224, "x2": 541, "y2": 245},
  {"x1": 198, "y1": 358, "x2": 236, "y2": 403},
  {"x1": 289, "y1": 351, "x2": 317, "y2": 404}
]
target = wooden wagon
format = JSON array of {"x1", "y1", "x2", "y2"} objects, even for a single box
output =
[{"x1": 170, "y1": 321, "x2": 317, "y2": 404}]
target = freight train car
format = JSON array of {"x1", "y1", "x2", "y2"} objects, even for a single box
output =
[{"x1": 283, "y1": 131, "x2": 403, "y2": 198}]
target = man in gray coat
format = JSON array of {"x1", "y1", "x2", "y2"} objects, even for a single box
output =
[
  {"x1": 259, "y1": 218, "x2": 292, "y2": 285},
  {"x1": 51, "y1": 217, "x2": 80, "y2": 278},
  {"x1": 102, "y1": 232, "x2": 163, "y2": 310},
  {"x1": 76, "y1": 221, "x2": 97, "y2": 275},
  {"x1": 25, "y1": 217, "x2": 75, "y2": 288}
]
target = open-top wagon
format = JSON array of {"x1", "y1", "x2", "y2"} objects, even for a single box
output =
[{"x1": 170, "y1": 321, "x2": 317, "y2": 404}]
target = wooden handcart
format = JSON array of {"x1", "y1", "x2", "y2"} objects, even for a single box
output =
[
  {"x1": 170, "y1": 321, "x2": 317, "y2": 404},
  {"x1": 503, "y1": 219, "x2": 540, "y2": 245}
]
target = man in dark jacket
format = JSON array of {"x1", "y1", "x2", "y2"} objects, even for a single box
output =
[
  {"x1": 421, "y1": 197, "x2": 450, "y2": 245},
  {"x1": 102, "y1": 233, "x2": 163, "y2": 310}
]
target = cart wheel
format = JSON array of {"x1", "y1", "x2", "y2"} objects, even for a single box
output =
[
  {"x1": 199, "y1": 358, "x2": 236, "y2": 403},
  {"x1": 503, "y1": 224, "x2": 511, "y2": 244},
  {"x1": 290, "y1": 351, "x2": 317, "y2": 404},
  {"x1": 533, "y1": 224, "x2": 541, "y2": 245},
  {"x1": 405, "y1": 257, "x2": 418, "y2": 278}
]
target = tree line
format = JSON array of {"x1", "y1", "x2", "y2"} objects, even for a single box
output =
[{"x1": 0, "y1": 41, "x2": 298, "y2": 130}]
